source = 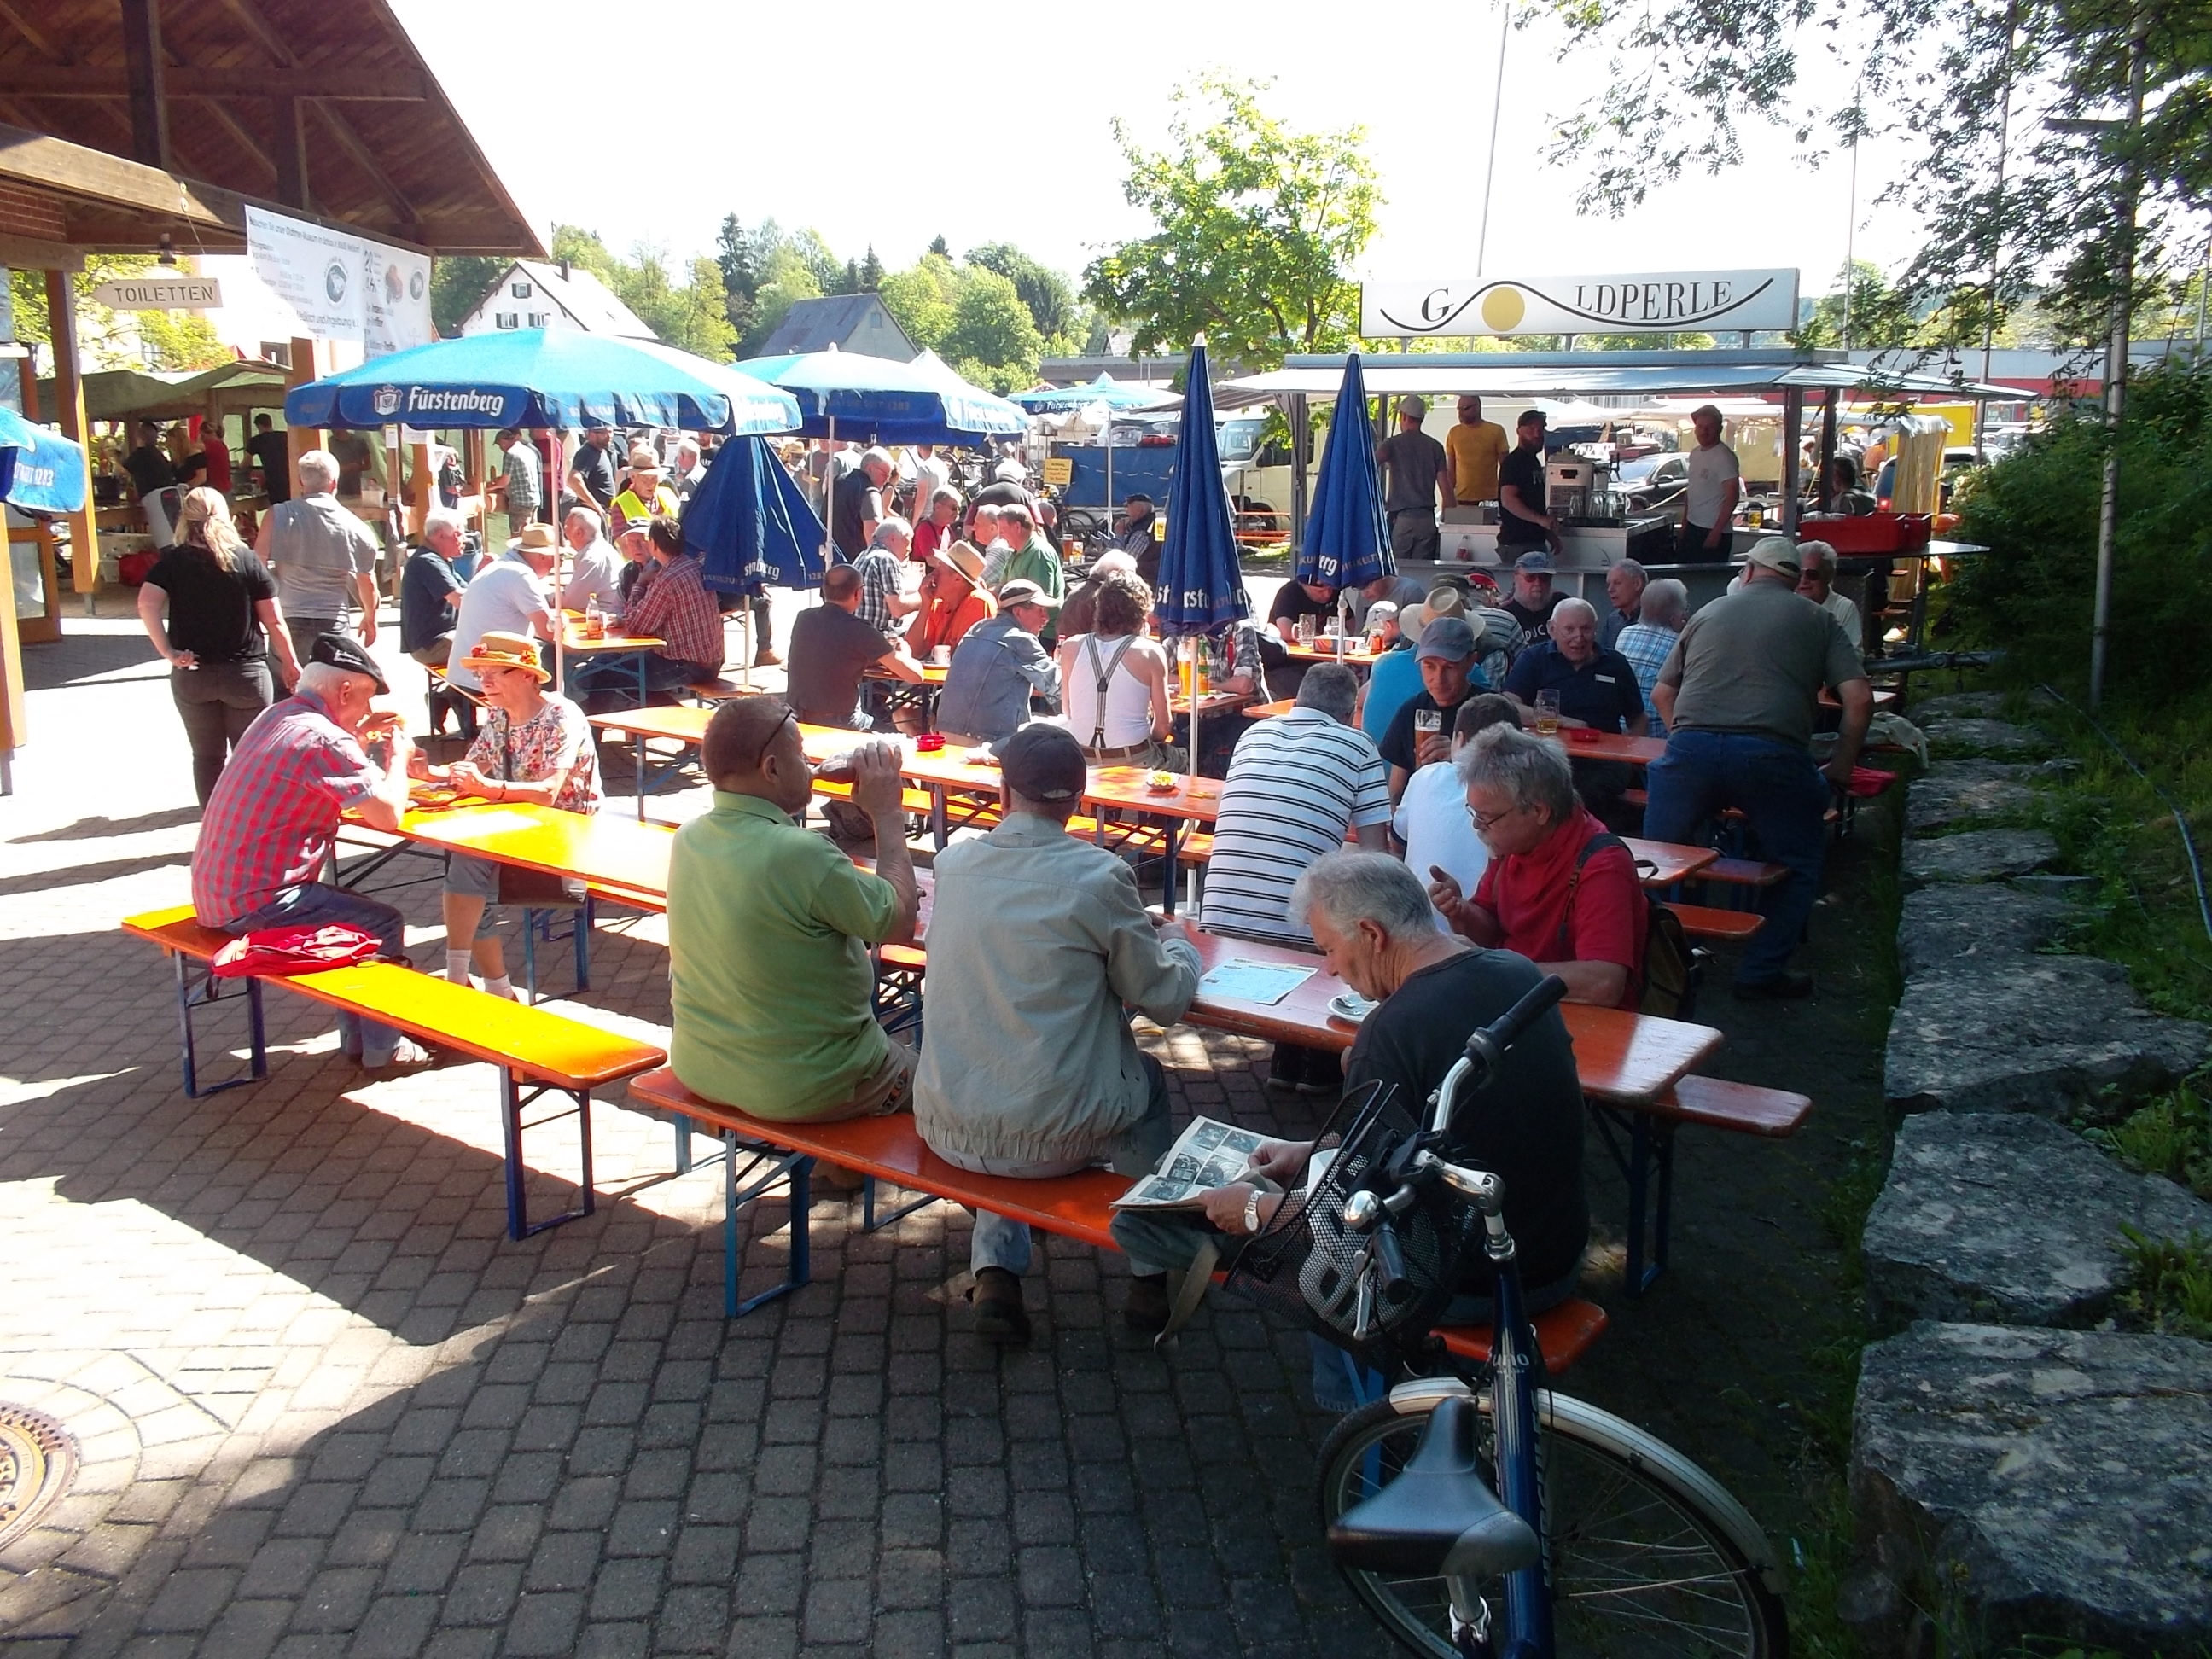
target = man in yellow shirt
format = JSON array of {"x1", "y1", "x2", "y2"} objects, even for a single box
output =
[{"x1": 1445, "y1": 395, "x2": 1510, "y2": 506}]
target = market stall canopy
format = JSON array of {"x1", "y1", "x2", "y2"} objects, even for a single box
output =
[
  {"x1": 282, "y1": 329, "x2": 801, "y2": 434},
  {"x1": 0, "y1": 1, "x2": 538, "y2": 255},
  {"x1": 1223, "y1": 349, "x2": 2016, "y2": 404},
  {"x1": 0, "y1": 406, "x2": 88, "y2": 514},
  {"x1": 739, "y1": 347, "x2": 1028, "y2": 445},
  {"x1": 1011, "y1": 374, "x2": 1181, "y2": 414},
  {"x1": 32, "y1": 361, "x2": 289, "y2": 425}
]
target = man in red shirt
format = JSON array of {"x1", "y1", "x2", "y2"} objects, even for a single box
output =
[{"x1": 1425, "y1": 722, "x2": 1646, "y2": 1009}]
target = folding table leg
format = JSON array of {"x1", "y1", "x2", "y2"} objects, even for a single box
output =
[{"x1": 1622, "y1": 1113, "x2": 1660, "y2": 1295}]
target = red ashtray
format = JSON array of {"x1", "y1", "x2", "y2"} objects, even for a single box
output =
[
  {"x1": 914, "y1": 733, "x2": 946, "y2": 753},
  {"x1": 1567, "y1": 728, "x2": 1600, "y2": 744}
]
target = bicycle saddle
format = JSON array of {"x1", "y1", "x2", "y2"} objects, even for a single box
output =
[{"x1": 1327, "y1": 1397, "x2": 1541, "y2": 1578}]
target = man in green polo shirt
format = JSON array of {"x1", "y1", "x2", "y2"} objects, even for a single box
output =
[
  {"x1": 994, "y1": 503, "x2": 1065, "y2": 648},
  {"x1": 667, "y1": 696, "x2": 920, "y2": 1120}
]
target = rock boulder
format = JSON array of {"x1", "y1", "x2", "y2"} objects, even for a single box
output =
[
  {"x1": 1863, "y1": 1113, "x2": 2212, "y2": 1328},
  {"x1": 1922, "y1": 717, "x2": 2054, "y2": 760},
  {"x1": 1851, "y1": 1323, "x2": 2212, "y2": 1656},
  {"x1": 1895, "y1": 886, "x2": 2075, "y2": 980},
  {"x1": 1884, "y1": 955, "x2": 2210, "y2": 1116},
  {"x1": 1907, "y1": 761, "x2": 2040, "y2": 836},
  {"x1": 1910, "y1": 691, "x2": 2009, "y2": 720},
  {"x1": 1900, "y1": 829, "x2": 2059, "y2": 885}
]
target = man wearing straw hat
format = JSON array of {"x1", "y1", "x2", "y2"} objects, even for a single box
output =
[
  {"x1": 911, "y1": 539, "x2": 997, "y2": 661},
  {"x1": 611, "y1": 446, "x2": 678, "y2": 536}
]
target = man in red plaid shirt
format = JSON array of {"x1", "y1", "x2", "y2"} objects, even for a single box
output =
[
  {"x1": 192, "y1": 634, "x2": 428, "y2": 1069},
  {"x1": 579, "y1": 516, "x2": 725, "y2": 703}
]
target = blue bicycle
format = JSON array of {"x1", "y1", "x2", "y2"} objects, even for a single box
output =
[{"x1": 1238, "y1": 977, "x2": 1790, "y2": 1656}]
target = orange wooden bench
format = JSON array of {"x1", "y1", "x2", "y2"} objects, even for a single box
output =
[
  {"x1": 1662, "y1": 901, "x2": 1765, "y2": 941},
  {"x1": 624, "y1": 1067, "x2": 1609, "y2": 1368},
  {"x1": 124, "y1": 905, "x2": 666, "y2": 1239}
]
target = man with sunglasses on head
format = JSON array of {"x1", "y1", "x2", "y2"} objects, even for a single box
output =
[{"x1": 667, "y1": 696, "x2": 921, "y2": 1126}]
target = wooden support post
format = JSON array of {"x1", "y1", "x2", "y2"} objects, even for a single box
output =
[
  {"x1": 45, "y1": 269, "x2": 99, "y2": 608},
  {"x1": 1780, "y1": 387, "x2": 1804, "y2": 535},
  {"x1": 118, "y1": 0, "x2": 171, "y2": 171},
  {"x1": 284, "y1": 335, "x2": 323, "y2": 493},
  {"x1": 270, "y1": 95, "x2": 306, "y2": 208},
  {"x1": 406, "y1": 437, "x2": 432, "y2": 538}
]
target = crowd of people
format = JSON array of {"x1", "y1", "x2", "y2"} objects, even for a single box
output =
[{"x1": 160, "y1": 413, "x2": 1872, "y2": 1359}]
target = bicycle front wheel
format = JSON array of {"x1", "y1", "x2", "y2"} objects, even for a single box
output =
[{"x1": 1317, "y1": 1390, "x2": 1789, "y2": 1658}]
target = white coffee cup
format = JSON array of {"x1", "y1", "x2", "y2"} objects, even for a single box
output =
[{"x1": 931, "y1": 645, "x2": 952, "y2": 667}]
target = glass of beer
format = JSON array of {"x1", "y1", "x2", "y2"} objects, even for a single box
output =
[{"x1": 1534, "y1": 690, "x2": 1562, "y2": 736}]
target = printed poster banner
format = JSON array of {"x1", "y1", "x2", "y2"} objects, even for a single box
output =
[
  {"x1": 247, "y1": 206, "x2": 432, "y2": 359},
  {"x1": 1361, "y1": 270, "x2": 1800, "y2": 338}
]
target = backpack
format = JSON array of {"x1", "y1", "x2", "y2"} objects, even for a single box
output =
[{"x1": 1557, "y1": 831, "x2": 1697, "y2": 1019}]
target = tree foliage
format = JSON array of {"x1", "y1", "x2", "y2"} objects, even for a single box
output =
[
  {"x1": 876, "y1": 253, "x2": 962, "y2": 352},
  {"x1": 969, "y1": 242, "x2": 1075, "y2": 344},
  {"x1": 430, "y1": 255, "x2": 504, "y2": 335},
  {"x1": 1544, "y1": 0, "x2": 2212, "y2": 354},
  {"x1": 1083, "y1": 73, "x2": 1380, "y2": 369},
  {"x1": 941, "y1": 268, "x2": 1042, "y2": 393},
  {"x1": 546, "y1": 225, "x2": 736, "y2": 359}
]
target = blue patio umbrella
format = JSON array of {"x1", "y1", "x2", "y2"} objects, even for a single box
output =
[
  {"x1": 0, "y1": 405, "x2": 88, "y2": 513},
  {"x1": 283, "y1": 329, "x2": 801, "y2": 435},
  {"x1": 681, "y1": 436, "x2": 825, "y2": 683},
  {"x1": 1010, "y1": 374, "x2": 1179, "y2": 414},
  {"x1": 741, "y1": 348, "x2": 1027, "y2": 445},
  {"x1": 1151, "y1": 343, "x2": 1246, "y2": 767},
  {"x1": 1296, "y1": 353, "x2": 1392, "y2": 638}
]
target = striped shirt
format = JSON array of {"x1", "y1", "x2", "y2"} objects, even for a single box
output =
[
  {"x1": 624, "y1": 552, "x2": 725, "y2": 671},
  {"x1": 1200, "y1": 708, "x2": 1393, "y2": 946},
  {"x1": 190, "y1": 687, "x2": 382, "y2": 926}
]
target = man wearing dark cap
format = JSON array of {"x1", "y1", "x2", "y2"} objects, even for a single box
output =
[
  {"x1": 937, "y1": 579, "x2": 1062, "y2": 743},
  {"x1": 190, "y1": 635, "x2": 428, "y2": 1071},
  {"x1": 667, "y1": 696, "x2": 922, "y2": 1121},
  {"x1": 914, "y1": 723, "x2": 1202, "y2": 1342},
  {"x1": 1502, "y1": 549, "x2": 1569, "y2": 644},
  {"x1": 1496, "y1": 409, "x2": 1563, "y2": 560},
  {"x1": 1374, "y1": 395, "x2": 1453, "y2": 562},
  {"x1": 1647, "y1": 537, "x2": 1872, "y2": 999},
  {"x1": 1375, "y1": 613, "x2": 1493, "y2": 803}
]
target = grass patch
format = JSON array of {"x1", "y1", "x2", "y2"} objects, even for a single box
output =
[
  {"x1": 2085, "y1": 1084, "x2": 2212, "y2": 1200},
  {"x1": 2114, "y1": 1225, "x2": 2212, "y2": 1339}
]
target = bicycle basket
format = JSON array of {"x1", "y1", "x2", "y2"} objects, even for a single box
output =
[{"x1": 1223, "y1": 1082, "x2": 1481, "y2": 1365}]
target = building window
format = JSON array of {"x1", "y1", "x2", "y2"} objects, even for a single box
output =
[
  {"x1": 527, "y1": 312, "x2": 548, "y2": 328},
  {"x1": 495, "y1": 312, "x2": 518, "y2": 329},
  {"x1": 511, "y1": 281, "x2": 533, "y2": 299}
]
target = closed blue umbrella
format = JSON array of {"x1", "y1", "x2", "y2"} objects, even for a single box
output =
[
  {"x1": 0, "y1": 405, "x2": 88, "y2": 513},
  {"x1": 1297, "y1": 352, "x2": 1391, "y2": 599},
  {"x1": 1152, "y1": 342, "x2": 1247, "y2": 637},
  {"x1": 283, "y1": 329, "x2": 801, "y2": 434},
  {"x1": 684, "y1": 436, "x2": 824, "y2": 596}
]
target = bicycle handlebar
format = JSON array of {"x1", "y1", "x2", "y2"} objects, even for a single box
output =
[{"x1": 1370, "y1": 1217, "x2": 1412, "y2": 1303}]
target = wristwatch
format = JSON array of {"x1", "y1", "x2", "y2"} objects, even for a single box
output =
[{"x1": 1243, "y1": 1190, "x2": 1264, "y2": 1236}]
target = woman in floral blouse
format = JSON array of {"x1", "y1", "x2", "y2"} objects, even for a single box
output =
[{"x1": 410, "y1": 630, "x2": 602, "y2": 998}]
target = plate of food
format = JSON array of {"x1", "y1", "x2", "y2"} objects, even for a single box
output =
[
  {"x1": 1327, "y1": 992, "x2": 1378, "y2": 1023},
  {"x1": 1144, "y1": 771, "x2": 1180, "y2": 794},
  {"x1": 409, "y1": 783, "x2": 464, "y2": 811}
]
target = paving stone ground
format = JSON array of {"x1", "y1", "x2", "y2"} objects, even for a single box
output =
[{"x1": 0, "y1": 590, "x2": 1896, "y2": 1656}]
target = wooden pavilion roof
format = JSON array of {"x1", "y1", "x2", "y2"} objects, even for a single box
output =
[{"x1": 0, "y1": 0, "x2": 538, "y2": 258}]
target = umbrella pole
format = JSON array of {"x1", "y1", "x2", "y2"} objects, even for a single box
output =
[
  {"x1": 821, "y1": 414, "x2": 836, "y2": 588},
  {"x1": 739, "y1": 605, "x2": 752, "y2": 690}
]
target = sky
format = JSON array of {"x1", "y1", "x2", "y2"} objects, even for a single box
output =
[{"x1": 388, "y1": 0, "x2": 1931, "y2": 317}]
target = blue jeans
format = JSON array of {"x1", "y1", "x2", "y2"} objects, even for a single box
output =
[
  {"x1": 225, "y1": 883, "x2": 409, "y2": 1063},
  {"x1": 1644, "y1": 729, "x2": 1830, "y2": 985}
]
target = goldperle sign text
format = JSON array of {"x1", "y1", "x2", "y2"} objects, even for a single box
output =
[{"x1": 1360, "y1": 271, "x2": 1799, "y2": 338}]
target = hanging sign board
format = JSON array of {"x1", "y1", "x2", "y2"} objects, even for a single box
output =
[
  {"x1": 91, "y1": 275, "x2": 224, "y2": 311},
  {"x1": 1362, "y1": 270, "x2": 1800, "y2": 337},
  {"x1": 1041, "y1": 457, "x2": 1073, "y2": 486},
  {"x1": 246, "y1": 207, "x2": 431, "y2": 358}
]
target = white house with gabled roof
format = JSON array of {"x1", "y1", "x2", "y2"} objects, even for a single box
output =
[{"x1": 455, "y1": 260, "x2": 655, "y2": 341}]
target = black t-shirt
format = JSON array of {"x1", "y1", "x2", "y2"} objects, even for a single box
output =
[
  {"x1": 970, "y1": 479, "x2": 1035, "y2": 513},
  {"x1": 786, "y1": 603, "x2": 893, "y2": 724},
  {"x1": 1497, "y1": 445, "x2": 1546, "y2": 544},
  {"x1": 145, "y1": 545, "x2": 276, "y2": 664},
  {"x1": 1268, "y1": 583, "x2": 1337, "y2": 630},
  {"x1": 245, "y1": 430, "x2": 291, "y2": 503},
  {"x1": 1344, "y1": 948, "x2": 1589, "y2": 1290},
  {"x1": 1502, "y1": 642, "x2": 1645, "y2": 732},
  {"x1": 1503, "y1": 590, "x2": 1568, "y2": 644},
  {"x1": 122, "y1": 445, "x2": 176, "y2": 499},
  {"x1": 571, "y1": 439, "x2": 617, "y2": 510},
  {"x1": 1378, "y1": 682, "x2": 1490, "y2": 774},
  {"x1": 830, "y1": 469, "x2": 882, "y2": 561},
  {"x1": 400, "y1": 547, "x2": 466, "y2": 653}
]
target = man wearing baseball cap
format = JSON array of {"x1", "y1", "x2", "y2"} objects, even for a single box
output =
[
  {"x1": 191, "y1": 634, "x2": 428, "y2": 1070},
  {"x1": 936, "y1": 578, "x2": 1062, "y2": 744},
  {"x1": 1375, "y1": 395, "x2": 1453, "y2": 562},
  {"x1": 914, "y1": 722, "x2": 1202, "y2": 1342},
  {"x1": 1646, "y1": 536, "x2": 1871, "y2": 999},
  {"x1": 1375, "y1": 613, "x2": 1493, "y2": 804},
  {"x1": 1497, "y1": 409, "x2": 1563, "y2": 559},
  {"x1": 1502, "y1": 549, "x2": 1569, "y2": 644}
]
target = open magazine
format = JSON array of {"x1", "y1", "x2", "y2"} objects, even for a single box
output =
[{"x1": 1111, "y1": 1116, "x2": 1273, "y2": 1212}]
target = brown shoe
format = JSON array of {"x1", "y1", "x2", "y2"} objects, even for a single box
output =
[
  {"x1": 969, "y1": 1266, "x2": 1031, "y2": 1344},
  {"x1": 754, "y1": 648, "x2": 783, "y2": 667}
]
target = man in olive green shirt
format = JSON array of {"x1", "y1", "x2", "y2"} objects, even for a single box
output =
[
  {"x1": 994, "y1": 502, "x2": 1065, "y2": 647},
  {"x1": 667, "y1": 696, "x2": 919, "y2": 1119}
]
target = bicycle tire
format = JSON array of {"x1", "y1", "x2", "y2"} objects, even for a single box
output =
[
  {"x1": 1059, "y1": 507, "x2": 1104, "y2": 545},
  {"x1": 1317, "y1": 1388, "x2": 1790, "y2": 1658}
]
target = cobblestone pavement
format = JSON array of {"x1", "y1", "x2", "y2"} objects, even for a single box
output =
[{"x1": 0, "y1": 591, "x2": 1895, "y2": 1656}]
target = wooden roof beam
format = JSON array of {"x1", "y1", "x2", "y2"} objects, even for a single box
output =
[
  {"x1": 211, "y1": 0, "x2": 297, "y2": 67},
  {"x1": 309, "y1": 99, "x2": 416, "y2": 235},
  {"x1": 119, "y1": 0, "x2": 169, "y2": 170},
  {"x1": 0, "y1": 67, "x2": 426, "y2": 99},
  {"x1": 0, "y1": 0, "x2": 72, "y2": 64}
]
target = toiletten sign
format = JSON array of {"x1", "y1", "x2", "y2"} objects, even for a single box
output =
[
  {"x1": 1361, "y1": 270, "x2": 1799, "y2": 337},
  {"x1": 92, "y1": 274, "x2": 223, "y2": 310}
]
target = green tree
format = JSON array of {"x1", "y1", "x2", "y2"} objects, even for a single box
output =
[
  {"x1": 542, "y1": 229, "x2": 736, "y2": 358},
  {"x1": 859, "y1": 245, "x2": 884, "y2": 292},
  {"x1": 877, "y1": 253, "x2": 961, "y2": 352},
  {"x1": 942, "y1": 267, "x2": 1041, "y2": 392},
  {"x1": 430, "y1": 255, "x2": 504, "y2": 335},
  {"x1": 1083, "y1": 73, "x2": 1380, "y2": 370},
  {"x1": 968, "y1": 242, "x2": 1076, "y2": 341},
  {"x1": 1543, "y1": 0, "x2": 2212, "y2": 352},
  {"x1": 928, "y1": 234, "x2": 951, "y2": 259},
  {"x1": 714, "y1": 214, "x2": 764, "y2": 334}
]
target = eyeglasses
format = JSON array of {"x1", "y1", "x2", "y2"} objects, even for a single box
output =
[
  {"x1": 749, "y1": 707, "x2": 798, "y2": 771},
  {"x1": 1468, "y1": 800, "x2": 1530, "y2": 833}
]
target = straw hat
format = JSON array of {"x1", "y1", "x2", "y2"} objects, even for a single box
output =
[
  {"x1": 458, "y1": 630, "x2": 550, "y2": 684},
  {"x1": 627, "y1": 447, "x2": 661, "y2": 473},
  {"x1": 509, "y1": 522, "x2": 559, "y2": 554},
  {"x1": 931, "y1": 539, "x2": 987, "y2": 585}
]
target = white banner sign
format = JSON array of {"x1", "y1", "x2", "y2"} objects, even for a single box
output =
[
  {"x1": 246, "y1": 206, "x2": 432, "y2": 359},
  {"x1": 1361, "y1": 270, "x2": 1800, "y2": 338},
  {"x1": 92, "y1": 274, "x2": 224, "y2": 311}
]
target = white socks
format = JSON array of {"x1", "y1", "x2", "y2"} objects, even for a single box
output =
[
  {"x1": 482, "y1": 975, "x2": 515, "y2": 1001},
  {"x1": 445, "y1": 950, "x2": 472, "y2": 983}
]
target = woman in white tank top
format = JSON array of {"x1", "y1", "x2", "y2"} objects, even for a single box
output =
[{"x1": 1056, "y1": 572, "x2": 1174, "y2": 760}]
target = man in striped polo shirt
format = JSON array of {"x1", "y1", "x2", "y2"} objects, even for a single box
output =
[{"x1": 1198, "y1": 662, "x2": 1392, "y2": 1094}]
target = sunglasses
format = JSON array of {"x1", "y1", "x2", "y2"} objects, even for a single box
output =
[{"x1": 749, "y1": 707, "x2": 799, "y2": 770}]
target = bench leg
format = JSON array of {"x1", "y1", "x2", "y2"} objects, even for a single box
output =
[
  {"x1": 719, "y1": 1132, "x2": 815, "y2": 1317},
  {"x1": 500, "y1": 1070, "x2": 597, "y2": 1240},
  {"x1": 861, "y1": 1176, "x2": 938, "y2": 1233},
  {"x1": 1588, "y1": 1102, "x2": 1668, "y2": 1297},
  {"x1": 172, "y1": 955, "x2": 268, "y2": 1098}
]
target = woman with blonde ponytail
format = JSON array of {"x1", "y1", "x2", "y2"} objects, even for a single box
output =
[{"x1": 138, "y1": 486, "x2": 305, "y2": 804}]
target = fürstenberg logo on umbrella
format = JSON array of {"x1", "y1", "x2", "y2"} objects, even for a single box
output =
[
  {"x1": 369, "y1": 386, "x2": 511, "y2": 419},
  {"x1": 1361, "y1": 270, "x2": 1800, "y2": 337}
]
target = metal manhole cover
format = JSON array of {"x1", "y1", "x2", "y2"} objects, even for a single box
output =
[{"x1": 0, "y1": 1403, "x2": 79, "y2": 1549}]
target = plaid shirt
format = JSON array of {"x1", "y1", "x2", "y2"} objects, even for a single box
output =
[
  {"x1": 1614, "y1": 621, "x2": 1681, "y2": 735},
  {"x1": 853, "y1": 548, "x2": 910, "y2": 637},
  {"x1": 623, "y1": 553, "x2": 725, "y2": 671},
  {"x1": 191, "y1": 687, "x2": 382, "y2": 926}
]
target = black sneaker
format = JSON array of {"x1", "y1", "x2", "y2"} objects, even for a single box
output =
[
  {"x1": 1123, "y1": 1274, "x2": 1170, "y2": 1333},
  {"x1": 1264, "y1": 1042, "x2": 1307, "y2": 1092},
  {"x1": 969, "y1": 1266, "x2": 1031, "y2": 1344},
  {"x1": 1732, "y1": 970, "x2": 1815, "y2": 1001}
]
